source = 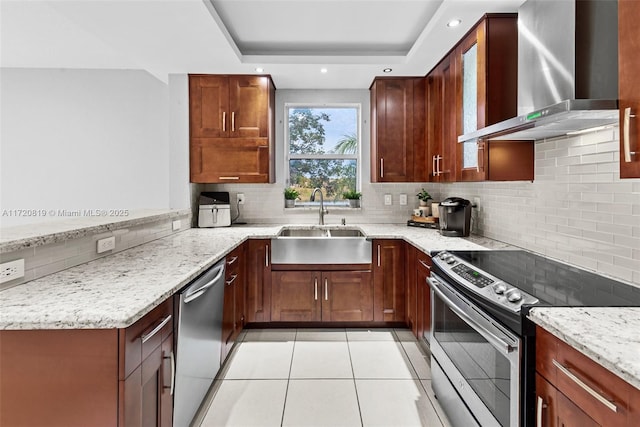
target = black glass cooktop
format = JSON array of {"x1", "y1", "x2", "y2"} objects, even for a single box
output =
[{"x1": 448, "y1": 250, "x2": 640, "y2": 307}]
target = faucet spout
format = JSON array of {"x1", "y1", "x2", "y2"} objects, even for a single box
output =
[{"x1": 311, "y1": 188, "x2": 328, "y2": 225}]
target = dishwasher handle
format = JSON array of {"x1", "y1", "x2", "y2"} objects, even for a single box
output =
[{"x1": 183, "y1": 262, "x2": 225, "y2": 303}]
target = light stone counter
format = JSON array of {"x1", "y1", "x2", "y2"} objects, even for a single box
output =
[
  {"x1": 528, "y1": 307, "x2": 640, "y2": 391},
  {"x1": 0, "y1": 223, "x2": 507, "y2": 330}
]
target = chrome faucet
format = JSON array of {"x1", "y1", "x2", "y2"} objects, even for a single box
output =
[{"x1": 310, "y1": 188, "x2": 329, "y2": 225}]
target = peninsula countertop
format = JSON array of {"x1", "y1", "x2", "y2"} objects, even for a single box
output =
[{"x1": 0, "y1": 224, "x2": 507, "y2": 330}]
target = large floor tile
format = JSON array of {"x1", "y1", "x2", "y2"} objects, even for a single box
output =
[
  {"x1": 200, "y1": 379, "x2": 287, "y2": 427},
  {"x1": 346, "y1": 328, "x2": 396, "y2": 341},
  {"x1": 296, "y1": 328, "x2": 347, "y2": 341},
  {"x1": 220, "y1": 341, "x2": 294, "y2": 379},
  {"x1": 282, "y1": 379, "x2": 361, "y2": 427},
  {"x1": 400, "y1": 341, "x2": 431, "y2": 380},
  {"x1": 349, "y1": 341, "x2": 417, "y2": 379},
  {"x1": 420, "y1": 380, "x2": 453, "y2": 427},
  {"x1": 243, "y1": 328, "x2": 297, "y2": 342},
  {"x1": 357, "y1": 379, "x2": 443, "y2": 427},
  {"x1": 290, "y1": 341, "x2": 353, "y2": 378}
]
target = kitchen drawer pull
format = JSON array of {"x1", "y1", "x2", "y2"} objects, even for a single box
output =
[
  {"x1": 380, "y1": 158, "x2": 384, "y2": 178},
  {"x1": 222, "y1": 111, "x2": 226, "y2": 132},
  {"x1": 141, "y1": 314, "x2": 172, "y2": 344},
  {"x1": 163, "y1": 350, "x2": 175, "y2": 395},
  {"x1": 552, "y1": 359, "x2": 618, "y2": 413},
  {"x1": 377, "y1": 245, "x2": 381, "y2": 267},
  {"x1": 623, "y1": 107, "x2": 637, "y2": 163},
  {"x1": 324, "y1": 278, "x2": 328, "y2": 300},
  {"x1": 314, "y1": 278, "x2": 318, "y2": 300},
  {"x1": 265, "y1": 245, "x2": 269, "y2": 267},
  {"x1": 232, "y1": 112, "x2": 236, "y2": 132},
  {"x1": 219, "y1": 176, "x2": 240, "y2": 180},
  {"x1": 536, "y1": 396, "x2": 547, "y2": 427},
  {"x1": 227, "y1": 256, "x2": 239, "y2": 265},
  {"x1": 226, "y1": 274, "x2": 237, "y2": 286},
  {"x1": 418, "y1": 259, "x2": 431, "y2": 270}
]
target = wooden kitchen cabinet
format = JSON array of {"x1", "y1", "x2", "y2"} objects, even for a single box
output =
[
  {"x1": 0, "y1": 298, "x2": 174, "y2": 427},
  {"x1": 372, "y1": 239, "x2": 406, "y2": 322},
  {"x1": 370, "y1": 77, "x2": 426, "y2": 182},
  {"x1": 405, "y1": 245, "x2": 431, "y2": 339},
  {"x1": 222, "y1": 244, "x2": 246, "y2": 360},
  {"x1": 619, "y1": 0, "x2": 640, "y2": 178},
  {"x1": 246, "y1": 239, "x2": 272, "y2": 322},
  {"x1": 535, "y1": 326, "x2": 634, "y2": 427},
  {"x1": 271, "y1": 270, "x2": 373, "y2": 322},
  {"x1": 189, "y1": 74, "x2": 275, "y2": 183}
]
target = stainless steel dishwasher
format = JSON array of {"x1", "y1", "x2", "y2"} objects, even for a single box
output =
[{"x1": 174, "y1": 258, "x2": 226, "y2": 427}]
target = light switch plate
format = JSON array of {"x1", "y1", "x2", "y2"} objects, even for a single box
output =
[
  {"x1": 399, "y1": 194, "x2": 408, "y2": 205},
  {"x1": 97, "y1": 236, "x2": 116, "y2": 253},
  {"x1": 0, "y1": 259, "x2": 25, "y2": 284},
  {"x1": 384, "y1": 194, "x2": 392, "y2": 205},
  {"x1": 172, "y1": 220, "x2": 181, "y2": 231}
]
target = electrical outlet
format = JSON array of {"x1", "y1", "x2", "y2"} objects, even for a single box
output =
[
  {"x1": 172, "y1": 220, "x2": 181, "y2": 231},
  {"x1": 384, "y1": 194, "x2": 392, "y2": 205},
  {"x1": 473, "y1": 197, "x2": 481, "y2": 211},
  {"x1": 97, "y1": 236, "x2": 116, "y2": 254},
  {"x1": 237, "y1": 193, "x2": 245, "y2": 205},
  {"x1": 399, "y1": 194, "x2": 408, "y2": 205},
  {"x1": 0, "y1": 259, "x2": 25, "y2": 284}
]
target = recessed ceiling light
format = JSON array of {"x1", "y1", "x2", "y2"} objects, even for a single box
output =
[
  {"x1": 383, "y1": 68, "x2": 392, "y2": 73},
  {"x1": 320, "y1": 68, "x2": 328, "y2": 73},
  {"x1": 447, "y1": 19, "x2": 462, "y2": 28},
  {"x1": 255, "y1": 67, "x2": 264, "y2": 73}
]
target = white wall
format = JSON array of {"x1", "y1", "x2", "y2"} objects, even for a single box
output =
[
  {"x1": 168, "y1": 73, "x2": 191, "y2": 210},
  {"x1": 0, "y1": 68, "x2": 175, "y2": 226}
]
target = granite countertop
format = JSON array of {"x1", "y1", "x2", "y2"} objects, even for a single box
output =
[
  {"x1": 0, "y1": 224, "x2": 503, "y2": 330},
  {"x1": 528, "y1": 307, "x2": 640, "y2": 391}
]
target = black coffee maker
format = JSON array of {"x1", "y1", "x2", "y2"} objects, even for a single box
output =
[{"x1": 439, "y1": 197, "x2": 472, "y2": 237}]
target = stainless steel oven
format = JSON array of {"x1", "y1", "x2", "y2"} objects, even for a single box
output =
[{"x1": 429, "y1": 273, "x2": 521, "y2": 427}]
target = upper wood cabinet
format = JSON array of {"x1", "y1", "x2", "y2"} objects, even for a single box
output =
[
  {"x1": 619, "y1": 0, "x2": 640, "y2": 178},
  {"x1": 453, "y1": 14, "x2": 534, "y2": 182},
  {"x1": 189, "y1": 74, "x2": 275, "y2": 183},
  {"x1": 370, "y1": 77, "x2": 426, "y2": 182}
]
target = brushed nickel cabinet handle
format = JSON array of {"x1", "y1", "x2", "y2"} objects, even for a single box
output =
[
  {"x1": 226, "y1": 274, "x2": 237, "y2": 286},
  {"x1": 377, "y1": 245, "x2": 381, "y2": 267},
  {"x1": 324, "y1": 278, "x2": 328, "y2": 300},
  {"x1": 227, "y1": 256, "x2": 238, "y2": 265},
  {"x1": 536, "y1": 396, "x2": 547, "y2": 427},
  {"x1": 380, "y1": 158, "x2": 384, "y2": 178},
  {"x1": 552, "y1": 359, "x2": 618, "y2": 413},
  {"x1": 418, "y1": 259, "x2": 431, "y2": 270},
  {"x1": 141, "y1": 314, "x2": 172, "y2": 343},
  {"x1": 222, "y1": 111, "x2": 226, "y2": 132},
  {"x1": 623, "y1": 107, "x2": 637, "y2": 163},
  {"x1": 232, "y1": 111, "x2": 236, "y2": 132},
  {"x1": 314, "y1": 278, "x2": 318, "y2": 300},
  {"x1": 432, "y1": 155, "x2": 437, "y2": 177},
  {"x1": 219, "y1": 176, "x2": 240, "y2": 180},
  {"x1": 477, "y1": 142, "x2": 485, "y2": 172},
  {"x1": 163, "y1": 350, "x2": 175, "y2": 395},
  {"x1": 265, "y1": 245, "x2": 269, "y2": 267}
]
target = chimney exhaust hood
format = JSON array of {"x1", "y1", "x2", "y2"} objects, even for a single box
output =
[{"x1": 459, "y1": 0, "x2": 619, "y2": 143}]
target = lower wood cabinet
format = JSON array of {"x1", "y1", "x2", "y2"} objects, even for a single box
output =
[
  {"x1": 535, "y1": 326, "x2": 637, "y2": 427},
  {"x1": 372, "y1": 239, "x2": 406, "y2": 322},
  {"x1": 406, "y1": 245, "x2": 432, "y2": 339},
  {"x1": 222, "y1": 244, "x2": 246, "y2": 360},
  {"x1": 246, "y1": 239, "x2": 271, "y2": 322},
  {"x1": 271, "y1": 270, "x2": 373, "y2": 322},
  {"x1": 0, "y1": 298, "x2": 174, "y2": 427}
]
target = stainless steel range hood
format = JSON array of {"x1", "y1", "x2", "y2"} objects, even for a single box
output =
[{"x1": 459, "y1": 0, "x2": 619, "y2": 143}]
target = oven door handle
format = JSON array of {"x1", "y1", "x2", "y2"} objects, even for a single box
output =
[{"x1": 427, "y1": 276, "x2": 516, "y2": 355}]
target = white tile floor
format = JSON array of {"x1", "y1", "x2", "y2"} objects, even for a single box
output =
[{"x1": 197, "y1": 328, "x2": 452, "y2": 427}]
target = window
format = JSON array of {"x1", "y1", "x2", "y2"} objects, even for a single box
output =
[{"x1": 286, "y1": 105, "x2": 360, "y2": 206}]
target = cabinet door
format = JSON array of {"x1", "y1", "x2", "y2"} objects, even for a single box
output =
[
  {"x1": 160, "y1": 334, "x2": 174, "y2": 427},
  {"x1": 322, "y1": 271, "x2": 373, "y2": 322},
  {"x1": 271, "y1": 271, "x2": 321, "y2": 321},
  {"x1": 189, "y1": 75, "x2": 229, "y2": 138},
  {"x1": 536, "y1": 373, "x2": 558, "y2": 427},
  {"x1": 229, "y1": 75, "x2": 272, "y2": 138},
  {"x1": 222, "y1": 274, "x2": 235, "y2": 357},
  {"x1": 428, "y1": 57, "x2": 457, "y2": 182},
  {"x1": 373, "y1": 240, "x2": 406, "y2": 321},
  {"x1": 556, "y1": 392, "x2": 600, "y2": 427},
  {"x1": 190, "y1": 138, "x2": 271, "y2": 183},
  {"x1": 246, "y1": 239, "x2": 272, "y2": 322},
  {"x1": 371, "y1": 78, "x2": 416, "y2": 182},
  {"x1": 231, "y1": 247, "x2": 246, "y2": 339},
  {"x1": 619, "y1": 0, "x2": 640, "y2": 178},
  {"x1": 405, "y1": 246, "x2": 417, "y2": 334},
  {"x1": 415, "y1": 250, "x2": 431, "y2": 340}
]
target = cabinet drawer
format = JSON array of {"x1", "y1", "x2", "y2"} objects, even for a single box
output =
[
  {"x1": 536, "y1": 326, "x2": 630, "y2": 426},
  {"x1": 120, "y1": 298, "x2": 173, "y2": 380},
  {"x1": 226, "y1": 246, "x2": 243, "y2": 277}
]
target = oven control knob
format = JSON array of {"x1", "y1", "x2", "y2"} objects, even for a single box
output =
[
  {"x1": 446, "y1": 257, "x2": 456, "y2": 265},
  {"x1": 493, "y1": 283, "x2": 507, "y2": 294},
  {"x1": 439, "y1": 252, "x2": 448, "y2": 260},
  {"x1": 507, "y1": 291, "x2": 522, "y2": 303}
]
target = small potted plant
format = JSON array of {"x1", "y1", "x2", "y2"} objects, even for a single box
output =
[
  {"x1": 284, "y1": 187, "x2": 299, "y2": 208},
  {"x1": 343, "y1": 189, "x2": 362, "y2": 208},
  {"x1": 416, "y1": 189, "x2": 432, "y2": 207}
]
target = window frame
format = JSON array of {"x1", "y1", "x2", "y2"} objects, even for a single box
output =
[{"x1": 284, "y1": 103, "x2": 362, "y2": 201}]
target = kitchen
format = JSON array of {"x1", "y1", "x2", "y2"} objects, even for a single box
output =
[{"x1": 1, "y1": 0, "x2": 639, "y2": 426}]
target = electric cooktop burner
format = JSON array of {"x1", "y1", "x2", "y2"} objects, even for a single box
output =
[{"x1": 437, "y1": 250, "x2": 640, "y2": 308}]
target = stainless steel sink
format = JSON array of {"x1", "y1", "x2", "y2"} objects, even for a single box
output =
[{"x1": 271, "y1": 227, "x2": 371, "y2": 264}]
